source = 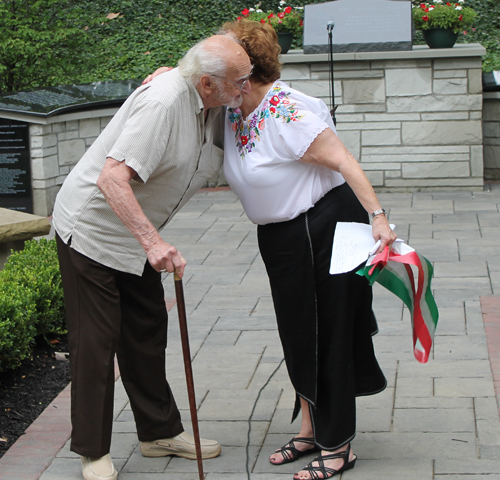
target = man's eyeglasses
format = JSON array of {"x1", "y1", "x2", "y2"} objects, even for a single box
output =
[{"x1": 210, "y1": 66, "x2": 253, "y2": 91}]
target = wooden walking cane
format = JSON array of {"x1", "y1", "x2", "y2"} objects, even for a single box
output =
[{"x1": 173, "y1": 272, "x2": 204, "y2": 480}]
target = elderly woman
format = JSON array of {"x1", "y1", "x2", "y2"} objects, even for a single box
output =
[
  {"x1": 218, "y1": 20, "x2": 396, "y2": 480},
  {"x1": 145, "y1": 22, "x2": 396, "y2": 479}
]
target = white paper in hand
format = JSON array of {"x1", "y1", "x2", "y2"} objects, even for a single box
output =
[{"x1": 329, "y1": 222, "x2": 375, "y2": 274}]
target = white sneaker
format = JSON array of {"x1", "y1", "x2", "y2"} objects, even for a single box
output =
[
  {"x1": 81, "y1": 454, "x2": 118, "y2": 480},
  {"x1": 140, "y1": 430, "x2": 221, "y2": 459}
]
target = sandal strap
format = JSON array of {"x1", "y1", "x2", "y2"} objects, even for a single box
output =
[
  {"x1": 301, "y1": 444, "x2": 351, "y2": 480},
  {"x1": 274, "y1": 437, "x2": 316, "y2": 462}
]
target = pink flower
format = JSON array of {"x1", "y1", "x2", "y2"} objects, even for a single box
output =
[
  {"x1": 258, "y1": 119, "x2": 265, "y2": 129},
  {"x1": 278, "y1": 12, "x2": 285, "y2": 19},
  {"x1": 232, "y1": 122, "x2": 238, "y2": 132}
]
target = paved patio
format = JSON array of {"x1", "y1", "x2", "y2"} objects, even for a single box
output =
[{"x1": 1, "y1": 185, "x2": 500, "y2": 480}]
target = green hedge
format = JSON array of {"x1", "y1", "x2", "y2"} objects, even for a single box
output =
[
  {"x1": 0, "y1": 238, "x2": 66, "y2": 372},
  {"x1": 3, "y1": 0, "x2": 499, "y2": 93}
]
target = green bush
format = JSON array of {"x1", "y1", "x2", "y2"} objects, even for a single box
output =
[
  {"x1": 0, "y1": 281, "x2": 37, "y2": 372},
  {"x1": 1, "y1": 238, "x2": 66, "y2": 341}
]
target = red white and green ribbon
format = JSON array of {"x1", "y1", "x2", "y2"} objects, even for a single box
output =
[{"x1": 356, "y1": 243, "x2": 439, "y2": 363}]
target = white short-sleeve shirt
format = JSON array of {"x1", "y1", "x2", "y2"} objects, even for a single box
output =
[
  {"x1": 53, "y1": 68, "x2": 224, "y2": 275},
  {"x1": 223, "y1": 80, "x2": 345, "y2": 225}
]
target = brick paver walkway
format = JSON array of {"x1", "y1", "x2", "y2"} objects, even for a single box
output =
[{"x1": 1, "y1": 185, "x2": 500, "y2": 479}]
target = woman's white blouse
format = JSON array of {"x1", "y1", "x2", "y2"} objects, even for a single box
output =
[{"x1": 224, "y1": 80, "x2": 345, "y2": 225}]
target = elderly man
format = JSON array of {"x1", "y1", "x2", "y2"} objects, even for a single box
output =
[{"x1": 52, "y1": 35, "x2": 252, "y2": 480}]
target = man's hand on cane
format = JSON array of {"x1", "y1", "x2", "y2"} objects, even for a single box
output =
[{"x1": 146, "y1": 239, "x2": 186, "y2": 277}]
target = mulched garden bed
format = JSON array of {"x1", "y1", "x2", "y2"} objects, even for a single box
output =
[{"x1": 0, "y1": 335, "x2": 70, "y2": 459}]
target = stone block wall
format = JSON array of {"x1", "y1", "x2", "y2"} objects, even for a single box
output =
[
  {"x1": 1, "y1": 44, "x2": 490, "y2": 216},
  {"x1": 28, "y1": 111, "x2": 116, "y2": 216},
  {"x1": 483, "y1": 92, "x2": 500, "y2": 180},
  {"x1": 281, "y1": 45, "x2": 485, "y2": 191}
]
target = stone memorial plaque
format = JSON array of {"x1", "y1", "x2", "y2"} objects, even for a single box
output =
[
  {"x1": 0, "y1": 79, "x2": 142, "y2": 117},
  {"x1": 304, "y1": 0, "x2": 412, "y2": 54},
  {"x1": 0, "y1": 118, "x2": 32, "y2": 213}
]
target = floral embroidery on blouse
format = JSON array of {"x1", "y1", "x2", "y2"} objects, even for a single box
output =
[{"x1": 228, "y1": 83, "x2": 305, "y2": 158}]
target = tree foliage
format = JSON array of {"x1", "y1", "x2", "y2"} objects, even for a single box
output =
[
  {"x1": 0, "y1": 0, "x2": 106, "y2": 93},
  {"x1": 1, "y1": 0, "x2": 499, "y2": 93}
]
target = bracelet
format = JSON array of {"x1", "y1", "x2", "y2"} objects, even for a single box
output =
[{"x1": 370, "y1": 208, "x2": 386, "y2": 220}]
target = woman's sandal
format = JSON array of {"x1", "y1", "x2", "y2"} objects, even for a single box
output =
[
  {"x1": 270, "y1": 436, "x2": 320, "y2": 465},
  {"x1": 293, "y1": 443, "x2": 357, "y2": 479}
]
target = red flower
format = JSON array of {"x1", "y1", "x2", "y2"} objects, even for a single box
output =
[
  {"x1": 260, "y1": 18, "x2": 265, "y2": 23},
  {"x1": 270, "y1": 106, "x2": 276, "y2": 114},
  {"x1": 300, "y1": 19, "x2": 303, "y2": 26},
  {"x1": 420, "y1": 3, "x2": 426, "y2": 8},
  {"x1": 267, "y1": 13, "x2": 274, "y2": 18},
  {"x1": 424, "y1": 7, "x2": 429, "y2": 12},
  {"x1": 241, "y1": 136, "x2": 248, "y2": 145},
  {"x1": 237, "y1": 16, "x2": 242, "y2": 20},
  {"x1": 269, "y1": 95, "x2": 280, "y2": 106},
  {"x1": 284, "y1": 6, "x2": 292, "y2": 13},
  {"x1": 456, "y1": 2, "x2": 460, "y2": 5},
  {"x1": 241, "y1": 8, "x2": 250, "y2": 16},
  {"x1": 278, "y1": 12, "x2": 285, "y2": 19},
  {"x1": 446, "y1": 2, "x2": 451, "y2": 5},
  {"x1": 422, "y1": 15, "x2": 429, "y2": 21},
  {"x1": 459, "y1": 14, "x2": 463, "y2": 20}
]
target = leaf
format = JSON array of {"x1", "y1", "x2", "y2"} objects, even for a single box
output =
[{"x1": 106, "y1": 13, "x2": 120, "y2": 20}]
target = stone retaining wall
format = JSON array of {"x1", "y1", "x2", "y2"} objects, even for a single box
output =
[
  {"x1": 483, "y1": 92, "x2": 500, "y2": 180},
  {"x1": 28, "y1": 111, "x2": 116, "y2": 217},
  {"x1": 0, "y1": 44, "x2": 491, "y2": 216},
  {"x1": 281, "y1": 44, "x2": 485, "y2": 191}
]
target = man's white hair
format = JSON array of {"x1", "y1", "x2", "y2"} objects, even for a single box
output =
[{"x1": 178, "y1": 34, "x2": 240, "y2": 85}]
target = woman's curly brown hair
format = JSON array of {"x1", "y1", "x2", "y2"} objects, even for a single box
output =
[{"x1": 221, "y1": 20, "x2": 282, "y2": 84}]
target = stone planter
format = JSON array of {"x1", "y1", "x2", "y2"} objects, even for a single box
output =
[
  {"x1": 277, "y1": 32, "x2": 294, "y2": 54},
  {"x1": 422, "y1": 28, "x2": 458, "y2": 49}
]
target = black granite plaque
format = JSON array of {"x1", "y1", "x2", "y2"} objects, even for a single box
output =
[
  {"x1": 0, "y1": 118, "x2": 33, "y2": 213},
  {"x1": 483, "y1": 71, "x2": 500, "y2": 92},
  {"x1": 304, "y1": 0, "x2": 412, "y2": 54},
  {"x1": 0, "y1": 79, "x2": 142, "y2": 117}
]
